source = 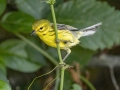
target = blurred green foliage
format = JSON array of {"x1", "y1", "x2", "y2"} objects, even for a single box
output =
[
  {"x1": 1, "y1": 11, "x2": 35, "y2": 33},
  {"x1": 0, "y1": 0, "x2": 120, "y2": 89},
  {"x1": 71, "y1": 84, "x2": 82, "y2": 90},
  {"x1": 0, "y1": 0, "x2": 6, "y2": 16},
  {"x1": 0, "y1": 80, "x2": 11, "y2": 90},
  {"x1": 0, "y1": 39, "x2": 42, "y2": 72}
]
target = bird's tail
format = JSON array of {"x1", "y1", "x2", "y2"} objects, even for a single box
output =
[{"x1": 80, "y1": 22, "x2": 102, "y2": 37}]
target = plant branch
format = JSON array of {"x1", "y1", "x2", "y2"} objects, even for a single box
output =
[
  {"x1": 15, "y1": 33, "x2": 58, "y2": 65},
  {"x1": 80, "y1": 75, "x2": 96, "y2": 90},
  {"x1": 109, "y1": 67, "x2": 119, "y2": 90},
  {"x1": 48, "y1": 0, "x2": 65, "y2": 90},
  {"x1": 49, "y1": 1, "x2": 63, "y2": 64},
  {"x1": 59, "y1": 67, "x2": 65, "y2": 90}
]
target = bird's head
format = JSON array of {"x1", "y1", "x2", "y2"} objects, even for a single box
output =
[{"x1": 31, "y1": 19, "x2": 51, "y2": 35}]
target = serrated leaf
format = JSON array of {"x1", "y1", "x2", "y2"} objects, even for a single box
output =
[
  {"x1": 0, "y1": 80, "x2": 11, "y2": 90},
  {"x1": 0, "y1": 0, "x2": 6, "y2": 16},
  {"x1": 1, "y1": 11, "x2": 35, "y2": 33},
  {"x1": 15, "y1": 0, "x2": 50, "y2": 19},
  {"x1": 0, "y1": 39, "x2": 44, "y2": 72},
  {"x1": 48, "y1": 0, "x2": 120, "y2": 50}
]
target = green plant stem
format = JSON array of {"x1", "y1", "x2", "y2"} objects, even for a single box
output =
[
  {"x1": 15, "y1": 33, "x2": 58, "y2": 65},
  {"x1": 49, "y1": 1, "x2": 65, "y2": 90},
  {"x1": 50, "y1": 4, "x2": 63, "y2": 64},
  {"x1": 60, "y1": 67, "x2": 65, "y2": 90},
  {"x1": 80, "y1": 75, "x2": 96, "y2": 90}
]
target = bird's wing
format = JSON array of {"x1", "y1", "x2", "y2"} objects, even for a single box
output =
[
  {"x1": 50, "y1": 22, "x2": 102, "y2": 39},
  {"x1": 51, "y1": 23, "x2": 78, "y2": 31}
]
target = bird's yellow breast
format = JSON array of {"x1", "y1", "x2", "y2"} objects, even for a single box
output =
[
  {"x1": 36, "y1": 29, "x2": 80, "y2": 49},
  {"x1": 38, "y1": 32, "x2": 65, "y2": 49}
]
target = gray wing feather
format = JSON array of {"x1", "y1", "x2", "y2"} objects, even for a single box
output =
[
  {"x1": 50, "y1": 22, "x2": 102, "y2": 38},
  {"x1": 80, "y1": 22, "x2": 102, "y2": 37},
  {"x1": 51, "y1": 23, "x2": 78, "y2": 31},
  {"x1": 80, "y1": 22, "x2": 102, "y2": 31}
]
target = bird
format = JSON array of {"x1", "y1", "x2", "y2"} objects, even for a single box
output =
[{"x1": 31, "y1": 19, "x2": 102, "y2": 61}]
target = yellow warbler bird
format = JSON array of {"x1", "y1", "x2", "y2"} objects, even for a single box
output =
[{"x1": 31, "y1": 19, "x2": 102, "y2": 61}]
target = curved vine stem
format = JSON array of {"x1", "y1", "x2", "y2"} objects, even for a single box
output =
[{"x1": 27, "y1": 65, "x2": 59, "y2": 90}]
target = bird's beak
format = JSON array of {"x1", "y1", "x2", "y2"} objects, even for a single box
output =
[{"x1": 31, "y1": 30, "x2": 36, "y2": 35}]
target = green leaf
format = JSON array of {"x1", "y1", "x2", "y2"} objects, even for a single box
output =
[
  {"x1": 49, "y1": 0, "x2": 120, "y2": 50},
  {"x1": 47, "y1": 48, "x2": 59, "y2": 61},
  {"x1": 0, "y1": 59, "x2": 10, "y2": 86},
  {"x1": 0, "y1": 58, "x2": 6, "y2": 75},
  {"x1": 0, "y1": 70, "x2": 9, "y2": 85},
  {"x1": 0, "y1": 80, "x2": 11, "y2": 90},
  {"x1": 15, "y1": 0, "x2": 50, "y2": 19},
  {"x1": 26, "y1": 44, "x2": 47, "y2": 65},
  {"x1": 71, "y1": 84, "x2": 82, "y2": 90},
  {"x1": 66, "y1": 46, "x2": 95, "y2": 66},
  {"x1": 1, "y1": 11, "x2": 35, "y2": 33},
  {"x1": 0, "y1": 39, "x2": 44, "y2": 72},
  {"x1": 0, "y1": 0, "x2": 6, "y2": 16}
]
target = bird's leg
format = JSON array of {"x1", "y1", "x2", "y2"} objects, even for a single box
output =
[
  {"x1": 63, "y1": 48, "x2": 71, "y2": 61},
  {"x1": 55, "y1": 39, "x2": 71, "y2": 61}
]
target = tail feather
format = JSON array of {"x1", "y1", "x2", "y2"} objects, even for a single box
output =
[{"x1": 80, "y1": 22, "x2": 102, "y2": 37}]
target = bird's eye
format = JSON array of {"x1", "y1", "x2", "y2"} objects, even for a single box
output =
[{"x1": 40, "y1": 27, "x2": 43, "y2": 30}]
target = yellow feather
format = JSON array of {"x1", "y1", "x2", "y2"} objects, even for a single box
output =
[{"x1": 32, "y1": 19, "x2": 80, "y2": 50}]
